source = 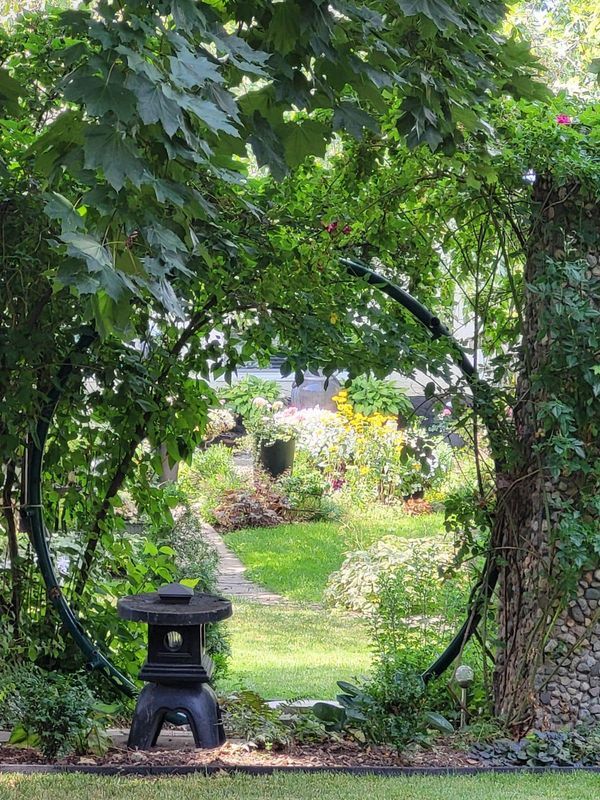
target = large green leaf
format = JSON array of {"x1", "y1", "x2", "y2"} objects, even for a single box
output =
[
  {"x1": 248, "y1": 113, "x2": 287, "y2": 179},
  {"x1": 333, "y1": 103, "x2": 380, "y2": 139},
  {"x1": 0, "y1": 68, "x2": 23, "y2": 115},
  {"x1": 127, "y1": 74, "x2": 182, "y2": 137},
  {"x1": 60, "y1": 231, "x2": 113, "y2": 272},
  {"x1": 423, "y1": 711, "x2": 454, "y2": 734},
  {"x1": 281, "y1": 119, "x2": 329, "y2": 169},
  {"x1": 397, "y1": 0, "x2": 466, "y2": 31},
  {"x1": 83, "y1": 124, "x2": 146, "y2": 191},
  {"x1": 267, "y1": 2, "x2": 301, "y2": 56},
  {"x1": 170, "y1": 48, "x2": 223, "y2": 89},
  {"x1": 177, "y1": 91, "x2": 238, "y2": 136},
  {"x1": 63, "y1": 73, "x2": 137, "y2": 122},
  {"x1": 43, "y1": 192, "x2": 83, "y2": 233}
]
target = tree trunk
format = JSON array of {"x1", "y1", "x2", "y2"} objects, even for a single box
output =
[{"x1": 493, "y1": 178, "x2": 600, "y2": 730}]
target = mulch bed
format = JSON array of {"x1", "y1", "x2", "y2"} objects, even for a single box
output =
[{"x1": 0, "y1": 740, "x2": 481, "y2": 770}]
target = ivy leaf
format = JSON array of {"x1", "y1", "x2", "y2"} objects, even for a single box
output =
[
  {"x1": 127, "y1": 74, "x2": 182, "y2": 137},
  {"x1": 267, "y1": 2, "x2": 301, "y2": 56},
  {"x1": 83, "y1": 124, "x2": 145, "y2": 191},
  {"x1": 281, "y1": 119, "x2": 329, "y2": 169},
  {"x1": 333, "y1": 103, "x2": 380, "y2": 139},
  {"x1": 170, "y1": 48, "x2": 223, "y2": 89},
  {"x1": 397, "y1": 0, "x2": 466, "y2": 31},
  {"x1": 63, "y1": 72, "x2": 137, "y2": 122}
]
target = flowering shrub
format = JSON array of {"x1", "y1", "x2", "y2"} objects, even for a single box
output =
[
  {"x1": 278, "y1": 407, "x2": 355, "y2": 468},
  {"x1": 330, "y1": 389, "x2": 438, "y2": 503},
  {"x1": 204, "y1": 407, "x2": 236, "y2": 442},
  {"x1": 246, "y1": 399, "x2": 296, "y2": 447},
  {"x1": 221, "y1": 376, "x2": 281, "y2": 425}
]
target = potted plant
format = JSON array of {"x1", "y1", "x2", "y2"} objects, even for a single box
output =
[{"x1": 248, "y1": 399, "x2": 296, "y2": 478}]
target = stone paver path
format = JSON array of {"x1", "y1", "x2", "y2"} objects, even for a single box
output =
[{"x1": 201, "y1": 522, "x2": 283, "y2": 604}]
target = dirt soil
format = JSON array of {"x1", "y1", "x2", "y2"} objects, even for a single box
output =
[{"x1": 0, "y1": 740, "x2": 482, "y2": 769}]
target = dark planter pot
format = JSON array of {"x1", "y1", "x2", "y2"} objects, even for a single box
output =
[{"x1": 259, "y1": 438, "x2": 295, "y2": 478}]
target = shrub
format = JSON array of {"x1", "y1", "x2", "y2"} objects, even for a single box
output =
[
  {"x1": 313, "y1": 671, "x2": 453, "y2": 751},
  {"x1": 330, "y1": 390, "x2": 443, "y2": 503},
  {"x1": 204, "y1": 407, "x2": 237, "y2": 442},
  {"x1": 178, "y1": 444, "x2": 245, "y2": 523},
  {"x1": 221, "y1": 376, "x2": 281, "y2": 425},
  {"x1": 344, "y1": 376, "x2": 413, "y2": 417},
  {"x1": 276, "y1": 456, "x2": 338, "y2": 521},
  {"x1": 324, "y1": 536, "x2": 464, "y2": 617},
  {"x1": 0, "y1": 666, "x2": 110, "y2": 760},
  {"x1": 222, "y1": 690, "x2": 330, "y2": 749}
]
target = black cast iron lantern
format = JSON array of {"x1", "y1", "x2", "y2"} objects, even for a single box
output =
[{"x1": 118, "y1": 582, "x2": 232, "y2": 749}]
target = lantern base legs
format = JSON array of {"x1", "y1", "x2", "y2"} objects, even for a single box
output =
[{"x1": 128, "y1": 682, "x2": 226, "y2": 750}]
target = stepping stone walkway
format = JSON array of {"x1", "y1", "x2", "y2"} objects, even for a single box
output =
[{"x1": 201, "y1": 522, "x2": 283, "y2": 605}]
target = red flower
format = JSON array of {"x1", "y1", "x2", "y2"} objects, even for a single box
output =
[
  {"x1": 342, "y1": 224, "x2": 351, "y2": 234},
  {"x1": 556, "y1": 114, "x2": 572, "y2": 125},
  {"x1": 325, "y1": 221, "x2": 338, "y2": 234}
]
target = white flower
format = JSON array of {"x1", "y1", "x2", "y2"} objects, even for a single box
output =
[
  {"x1": 252, "y1": 396, "x2": 269, "y2": 407},
  {"x1": 56, "y1": 555, "x2": 70, "y2": 576}
]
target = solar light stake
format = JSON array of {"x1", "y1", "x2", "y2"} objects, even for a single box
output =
[{"x1": 454, "y1": 664, "x2": 474, "y2": 729}]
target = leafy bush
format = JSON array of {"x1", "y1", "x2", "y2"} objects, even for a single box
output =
[
  {"x1": 345, "y1": 376, "x2": 413, "y2": 417},
  {"x1": 222, "y1": 690, "x2": 330, "y2": 749},
  {"x1": 324, "y1": 534, "x2": 486, "y2": 721},
  {"x1": 313, "y1": 671, "x2": 452, "y2": 751},
  {"x1": 283, "y1": 407, "x2": 353, "y2": 468},
  {"x1": 330, "y1": 390, "x2": 443, "y2": 503},
  {"x1": 204, "y1": 407, "x2": 237, "y2": 442},
  {"x1": 0, "y1": 666, "x2": 110, "y2": 760},
  {"x1": 178, "y1": 444, "x2": 245, "y2": 523},
  {"x1": 324, "y1": 535, "x2": 464, "y2": 616},
  {"x1": 213, "y1": 479, "x2": 290, "y2": 532},
  {"x1": 221, "y1": 376, "x2": 281, "y2": 424},
  {"x1": 277, "y1": 456, "x2": 338, "y2": 521}
]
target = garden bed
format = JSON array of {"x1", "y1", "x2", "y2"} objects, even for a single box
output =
[{"x1": 0, "y1": 740, "x2": 490, "y2": 771}]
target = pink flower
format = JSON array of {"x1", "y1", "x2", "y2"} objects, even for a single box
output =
[
  {"x1": 556, "y1": 114, "x2": 572, "y2": 125},
  {"x1": 342, "y1": 224, "x2": 351, "y2": 234},
  {"x1": 325, "y1": 221, "x2": 338, "y2": 234},
  {"x1": 441, "y1": 407, "x2": 452, "y2": 417}
]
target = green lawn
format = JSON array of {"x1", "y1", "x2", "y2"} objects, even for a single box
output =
[
  {"x1": 219, "y1": 600, "x2": 371, "y2": 699},
  {"x1": 226, "y1": 512, "x2": 445, "y2": 603},
  {"x1": 2, "y1": 772, "x2": 600, "y2": 800}
]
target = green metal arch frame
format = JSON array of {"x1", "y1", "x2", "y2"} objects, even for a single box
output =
[{"x1": 24, "y1": 258, "x2": 497, "y2": 696}]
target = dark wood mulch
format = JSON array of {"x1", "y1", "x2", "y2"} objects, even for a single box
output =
[{"x1": 0, "y1": 741, "x2": 481, "y2": 769}]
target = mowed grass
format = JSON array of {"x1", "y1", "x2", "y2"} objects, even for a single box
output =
[
  {"x1": 219, "y1": 600, "x2": 371, "y2": 699},
  {"x1": 226, "y1": 512, "x2": 445, "y2": 603},
  {"x1": 2, "y1": 772, "x2": 600, "y2": 800}
]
